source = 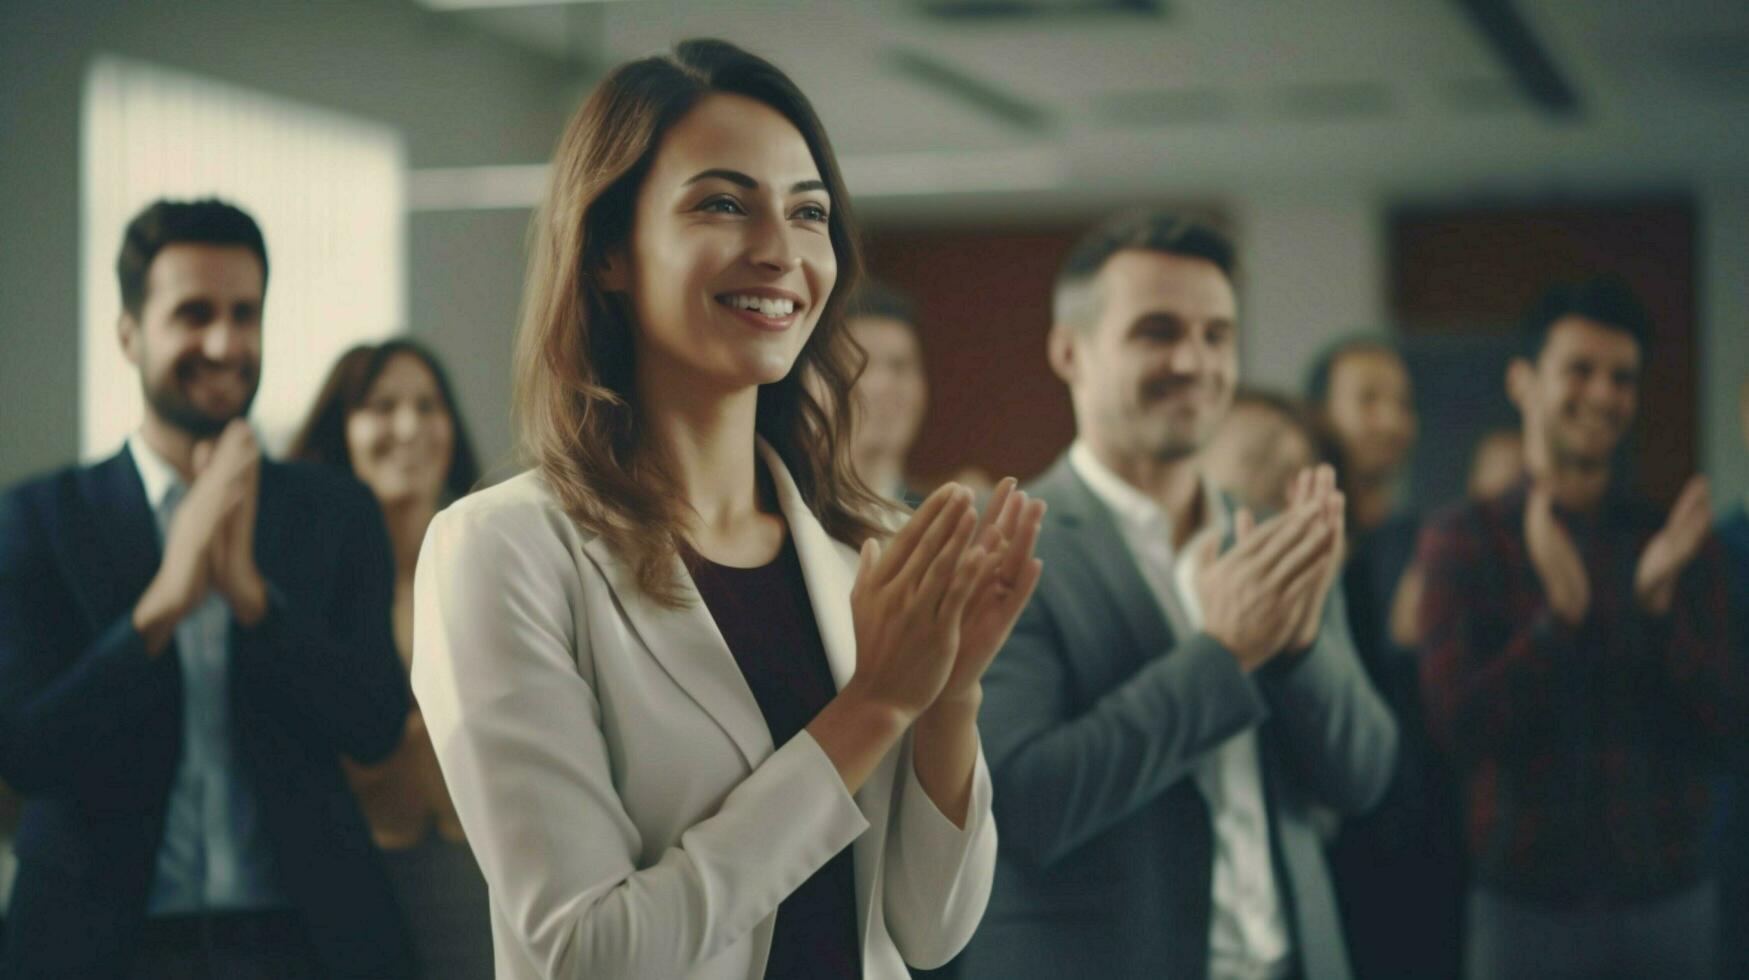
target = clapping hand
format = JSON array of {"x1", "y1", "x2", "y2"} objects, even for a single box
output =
[
  {"x1": 198, "y1": 421, "x2": 268, "y2": 626},
  {"x1": 1282, "y1": 464, "x2": 1346, "y2": 652},
  {"x1": 1525, "y1": 486, "x2": 1589, "y2": 627},
  {"x1": 1196, "y1": 484, "x2": 1338, "y2": 672},
  {"x1": 935, "y1": 477, "x2": 1046, "y2": 707},
  {"x1": 845, "y1": 483, "x2": 986, "y2": 720},
  {"x1": 134, "y1": 419, "x2": 266, "y2": 651},
  {"x1": 1634, "y1": 476, "x2": 1711, "y2": 617}
]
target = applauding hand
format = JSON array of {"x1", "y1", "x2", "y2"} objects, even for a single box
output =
[
  {"x1": 844, "y1": 483, "x2": 985, "y2": 720},
  {"x1": 1525, "y1": 486, "x2": 1589, "y2": 627},
  {"x1": 1634, "y1": 476, "x2": 1711, "y2": 617},
  {"x1": 1196, "y1": 492, "x2": 1336, "y2": 672},
  {"x1": 935, "y1": 477, "x2": 1047, "y2": 708},
  {"x1": 200, "y1": 422, "x2": 268, "y2": 626},
  {"x1": 133, "y1": 419, "x2": 265, "y2": 652},
  {"x1": 1282, "y1": 464, "x2": 1346, "y2": 653}
]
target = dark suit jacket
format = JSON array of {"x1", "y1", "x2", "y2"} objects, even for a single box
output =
[
  {"x1": 0, "y1": 446, "x2": 416, "y2": 979},
  {"x1": 959, "y1": 457, "x2": 1398, "y2": 980}
]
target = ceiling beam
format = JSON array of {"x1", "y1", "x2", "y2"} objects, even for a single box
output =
[
  {"x1": 885, "y1": 48, "x2": 1054, "y2": 131},
  {"x1": 1450, "y1": 0, "x2": 1581, "y2": 117}
]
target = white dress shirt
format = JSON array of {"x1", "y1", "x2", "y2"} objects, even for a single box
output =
[{"x1": 1069, "y1": 442, "x2": 1292, "y2": 980}]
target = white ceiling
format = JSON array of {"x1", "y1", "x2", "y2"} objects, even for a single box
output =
[{"x1": 413, "y1": 0, "x2": 1749, "y2": 213}]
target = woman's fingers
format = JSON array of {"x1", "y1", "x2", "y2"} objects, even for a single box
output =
[
  {"x1": 881, "y1": 483, "x2": 966, "y2": 584},
  {"x1": 999, "y1": 496, "x2": 1046, "y2": 582},
  {"x1": 1013, "y1": 556, "x2": 1044, "y2": 610},
  {"x1": 942, "y1": 542, "x2": 993, "y2": 621},
  {"x1": 976, "y1": 477, "x2": 1017, "y2": 541},
  {"x1": 918, "y1": 505, "x2": 978, "y2": 606}
]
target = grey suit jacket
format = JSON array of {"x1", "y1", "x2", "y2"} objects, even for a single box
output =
[{"x1": 959, "y1": 456, "x2": 1398, "y2": 980}]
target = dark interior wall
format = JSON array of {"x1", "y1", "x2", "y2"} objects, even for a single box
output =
[
  {"x1": 862, "y1": 226, "x2": 1086, "y2": 487},
  {"x1": 1390, "y1": 199, "x2": 1698, "y2": 507}
]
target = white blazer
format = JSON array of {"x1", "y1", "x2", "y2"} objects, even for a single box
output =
[{"x1": 411, "y1": 441, "x2": 997, "y2": 980}]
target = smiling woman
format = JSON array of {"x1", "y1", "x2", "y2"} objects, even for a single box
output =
[
  {"x1": 514, "y1": 42, "x2": 877, "y2": 603},
  {"x1": 409, "y1": 38, "x2": 1045, "y2": 980},
  {"x1": 287, "y1": 339, "x2": 490, "y2": 979}
]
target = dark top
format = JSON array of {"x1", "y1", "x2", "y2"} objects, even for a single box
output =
[
  {"x1": 0, "y1": 447, "x2": 415, "y2": 978},
  {"x1": 1716, "y1": 507, "x2": 1749, "y2": 979},
  {"x1": 1418, "y1": 481, "x2": 1737, "y2": 907},
  {"x1": 1331, "y1": 512, "x2": 1465, "y2": 979},
  {"x1": 689, "y1": 535, "x2": 861, "y2": 980}
]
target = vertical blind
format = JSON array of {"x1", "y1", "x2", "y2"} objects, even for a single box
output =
[{"x1": 82, "y1": 56, "x2": 405, "y2": 457}]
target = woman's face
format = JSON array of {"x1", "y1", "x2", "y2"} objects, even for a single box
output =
[
  {"x1": 1326, "y1": 349, "x2": 1416, "y2": 481},
  {"x1": 345, "y1": 353, "x2": 455, "y2": 507},
  {"x1": 619, "y1": 92, "x2": 838, "y2": 396}
]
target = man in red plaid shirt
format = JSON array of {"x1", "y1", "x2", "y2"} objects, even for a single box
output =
[{"x1": 1417, "y1": 275, "x2": 1735, "y2": 979}]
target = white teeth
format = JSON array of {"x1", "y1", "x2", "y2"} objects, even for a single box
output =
[{"x1": 722, "y1": 294, "x2": 795, "y2": 317}]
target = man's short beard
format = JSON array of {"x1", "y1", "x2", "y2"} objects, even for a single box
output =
[
  {"x1": 1143, "y1": 423, "x2": 1209, "y2": 464},
  {"x1": 144, "y1": 378, "x2": 254, "y2": 439},
  {"x1": 1149, "y1": 438, "x2": 1202, "y2": 464}
]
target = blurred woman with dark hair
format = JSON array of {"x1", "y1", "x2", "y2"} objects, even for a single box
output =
[
  {"x1": 289, "y1": 339, "x2": 490, "y2": 979},
  {"x1": 409, "y1": 38, "x2": 1041, "y2": 980}
]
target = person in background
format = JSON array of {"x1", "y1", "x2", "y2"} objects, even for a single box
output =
[
  {"x1": 1307, "y1": 339, "x2": 1417, "y2": 537},
  {"x1": 288, "y1": 339, "x2": 489, "y2": 980},
  {"x1": 1201, "y1": 389, "x2": 1320, "y2": 512},
  {"x1": 0, "y1": 199, "x2": 414, "y2": 978},
  {"x1": 1307, "y1": 338, "x2": 1463, "y2": 979},
  {"x1": 1306, "y1": 339, "x2": 1421, "y2": 649},
  {"x1": 1420, "y1": 275, "x2": 1734, "y2": 980},
  {"x1": 1467, "y1": 428, "x2": 1526, "y2": 502},
  {"x1": 844, "y1": 281, "x2": 929, "y2": 506},
  {"x1": 962, "y1": 211, "x2": 1396, "y2": 980},
  {"x1": 1715, "y1": 375, "x2": 1749, "y2": 979}
]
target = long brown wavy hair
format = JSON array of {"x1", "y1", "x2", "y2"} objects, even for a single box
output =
[{"x1": 515, "y1": 38, "x2": 890, "y2": 606}]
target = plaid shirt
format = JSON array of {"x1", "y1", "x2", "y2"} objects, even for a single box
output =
[{"x1": 1418, "y1": 481, "x2": 1736, "y2": 907}]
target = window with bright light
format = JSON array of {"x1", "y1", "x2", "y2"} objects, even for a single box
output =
[{"x1": 82, "y1": 57, "x2": 405, "y2": 457}]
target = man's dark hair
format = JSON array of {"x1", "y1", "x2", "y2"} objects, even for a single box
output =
[
  {"x1": 1054, "y1": 212, "x2": 1236, "y2": 330},
  {"x1": 117, "y1": 198, "x2": 269, "y2": 318},
  {"x1": 1304, "y1": 335, "x2": 1404, "y2": 408},
  {"x1": 1520, "y1": 274, "x2": 1652, "y2": 363},
  {"x1": 845, "y1": 279, "x2": 917, "y2": 330}
]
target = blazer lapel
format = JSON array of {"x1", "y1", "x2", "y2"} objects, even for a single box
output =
[
  {"x1": 1034, "y1": 458, "x2": 1177, "y2": 660},
  {"x1": 579, "y1": 531, "x2": 774, "y2": 772},
  {"x1": 760, "y1": 440, "x2": 858, "y2": 694},
  {"x1": 74, "y1": 447, "x2": 166, "y2": 628}
]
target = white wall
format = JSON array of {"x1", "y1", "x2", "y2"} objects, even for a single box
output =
[
  {"x1": 1698, "y1": 184, "x2": 1749, "y2": 514},
  {"x1": 0, "y1": 0, "x2": 569, "y2": 487},
  {"x1": 1232, "y1": 189, "x2": 1387, "y2": 394}
]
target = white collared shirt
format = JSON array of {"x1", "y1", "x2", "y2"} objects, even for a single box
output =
[{"x1": 1069, "y1": 442, "x2": 1292, "y2": 980}]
